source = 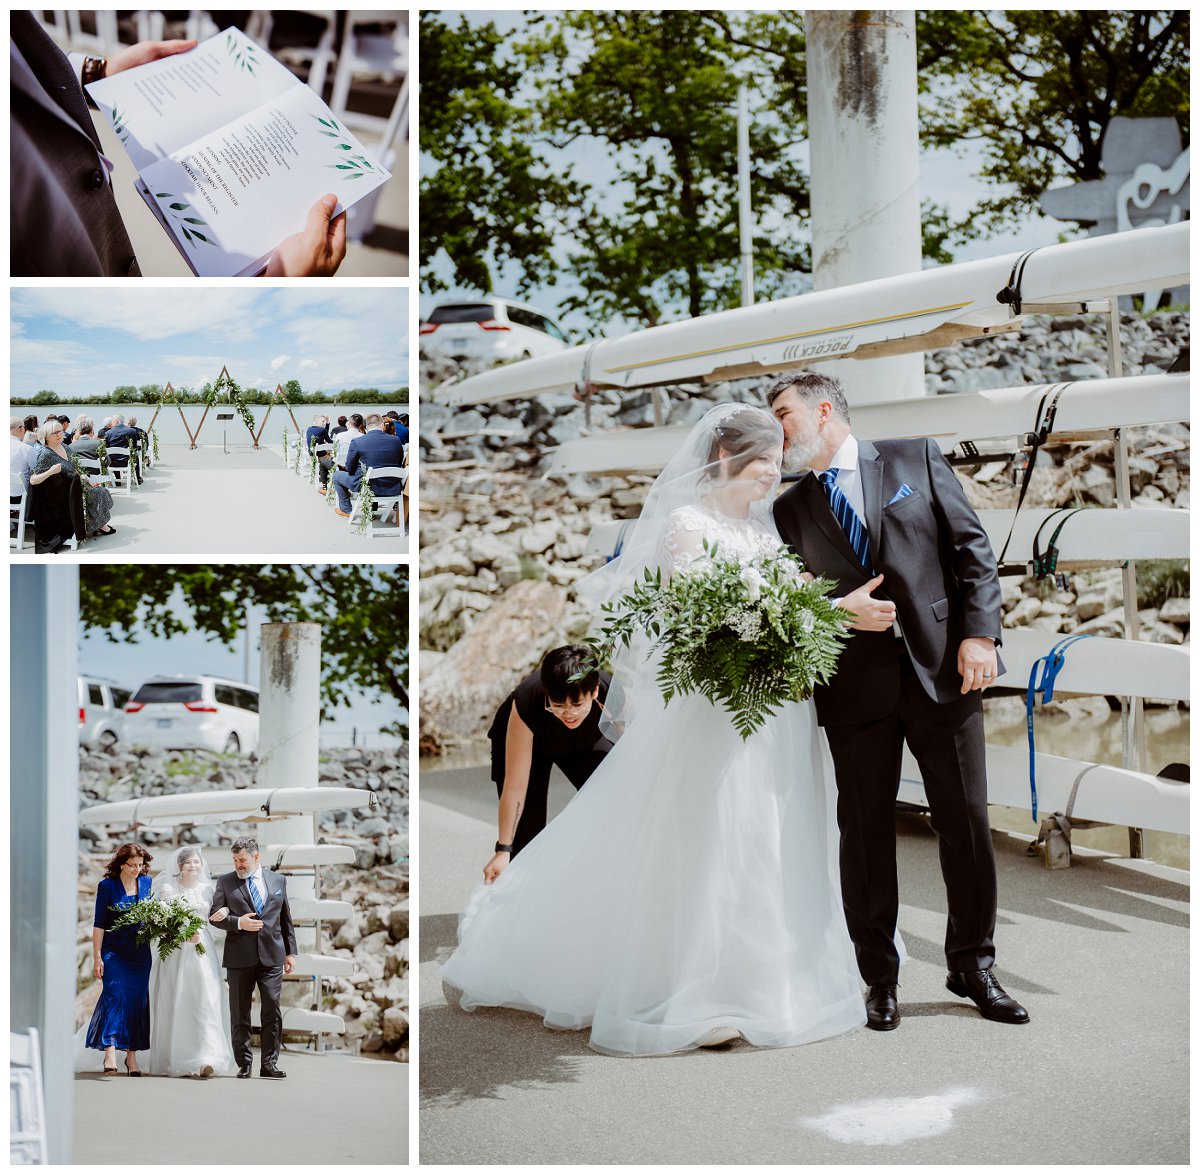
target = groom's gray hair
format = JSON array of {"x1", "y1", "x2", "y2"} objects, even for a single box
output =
[
  {"x1": 766, "y1": 372, "x2": 851, "y2": 424},
  {"x1": 231, "y1": 836, "x2": 259, "y2": 855}
]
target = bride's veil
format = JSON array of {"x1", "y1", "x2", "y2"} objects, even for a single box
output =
[
  {"x1": 151, "y1": 845, "x2": 213, "y2": 896},
  {"x1": 576, "y1": 402, "x2": 784, "y2": 741}
]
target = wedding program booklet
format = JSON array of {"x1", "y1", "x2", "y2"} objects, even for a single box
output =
[{"x1": 85, "y1": 28, "x2": 391, "y2": 276}]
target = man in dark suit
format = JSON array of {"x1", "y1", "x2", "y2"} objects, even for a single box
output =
[
  {"x1": 104, "y1": 415, "x2": 142, "y2": 484},
  {"x1": 209, "y1": 836, "x2": 298, "y2": 1078},
  {"x1": 770, "y1": 372, "x2": 1028, "y2": 1032},
  {"x1": 305, "y1": 413, "x2": 333, "y2": 488},
  {"x1": 332, "y1": 413, "x2": 407, "y2": 517}
]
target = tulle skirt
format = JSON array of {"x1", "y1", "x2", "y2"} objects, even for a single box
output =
[
  {"x1": 441, "y1": 691, "x2": 866, "y2": 1056},
  {"x1": 147, "y1": 928, "x2": 236, "y2": 1077}
]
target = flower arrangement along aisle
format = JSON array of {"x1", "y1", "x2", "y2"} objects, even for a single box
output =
[
  {"x1": 107, "y1": 895, "x2": 208, "y2": 960},
  {"x1": 584, "y1": 540, "x2": 852, "y2": 740}
]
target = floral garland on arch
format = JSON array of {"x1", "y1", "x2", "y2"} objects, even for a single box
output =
[{"x1": 202, "y1": 370, "x2": 258, "y2": 441}]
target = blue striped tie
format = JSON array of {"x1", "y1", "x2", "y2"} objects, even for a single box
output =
[
  {"x1": 820, "y1": 468, "x2": 872, "y2": 570},
  {"x1": 248, "y1": 876, "x2": 265, "y2": 915}
]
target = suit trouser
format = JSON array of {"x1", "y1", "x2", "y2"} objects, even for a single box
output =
[
  {"x1": 822, "y1": 643, "x2": 997, "y2": 985},
  {"x1": 492, "y1": 745, "x2": 610, "y2": 856},
  {"x1": 227, "y1": 962, "x2": 284, "y2": 1067}
]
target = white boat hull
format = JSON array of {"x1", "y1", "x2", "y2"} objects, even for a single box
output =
[
  {"x1": 78, "y1": 786, "x2": 379, "y2": 826},
  {"x1": 290, "y1": 897, "x2": 355, "y2": 922},
  {"x1": 901, "y1": 745, "x2": 1189, "y2": 836},
  {"x1": 442, "y1": 222, "x2": 1189, "y2": 405}
]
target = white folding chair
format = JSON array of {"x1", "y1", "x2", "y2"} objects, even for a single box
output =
[
  {"x1": 65, "y1": 10, "x2": 120, "y2": 55},
  {"x1": 348, "y1": 465, "x2": 406, "y2": 538},
  {"x1": 11, "y1": 1028, "x2": 48, "y2": 1164},
  {"x1": 10, "y1": 491, "x2": 32, "y2": 552},
  {"x1": 75, "y1": 456, "x2": 114, "y2": 491},
  {"x1": 105, "y1": 446, "x2": 135, "y2": 495},
  {"x1": 328, "y1": 11, "x2": 408, "y2": 135},
  {"x1": 311, "y1": 443, "x2": 335, "y2": 488}
]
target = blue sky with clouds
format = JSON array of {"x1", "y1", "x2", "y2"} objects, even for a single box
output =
[{"x1": 11, "y1": 286, "x2": 408, "y2": 399}]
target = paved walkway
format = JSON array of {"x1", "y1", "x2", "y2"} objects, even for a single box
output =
[
  {"x1": 28, "y1": 445, "x2": 407, "y2": 556},
  {"x1": 74, "y1": 1052, "x2": 407, "y2": 1163},
  {"x1": 420, "y1": 765, "x2": 1189, "y2": 1165}
]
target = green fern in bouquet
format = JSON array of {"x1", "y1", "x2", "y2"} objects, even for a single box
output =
[
  {"x1": 108, "y1": 895, "x2": 207, "y2": 961},
  {"x1": 584, "y1": 540, "x2": 852, "y2": 740}
]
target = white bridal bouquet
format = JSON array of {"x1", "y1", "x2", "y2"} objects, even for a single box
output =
[
  {"x1": 107, "y1": 895, "x2": 207, "y2": 960},
  {"x1": 585, "y1": 540, "x2": 852, "y2": 739}
]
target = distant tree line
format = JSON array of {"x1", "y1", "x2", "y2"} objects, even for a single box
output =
[{"x1": 10, "y1": 380, "x2": 409, "y2": 407}]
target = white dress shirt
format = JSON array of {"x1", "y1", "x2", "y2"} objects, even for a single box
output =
[{"x1": 10, "y1": 434, "x2": 36, "y2": 497}]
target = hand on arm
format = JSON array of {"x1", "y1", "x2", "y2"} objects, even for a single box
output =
[{"x1": 840, "y1": 574, "x2": 896, "y2": 632}]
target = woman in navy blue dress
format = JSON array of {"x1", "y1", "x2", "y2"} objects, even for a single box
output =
[{"x1": 86, "y1": 843, "x2": 152, "y2": 1075}]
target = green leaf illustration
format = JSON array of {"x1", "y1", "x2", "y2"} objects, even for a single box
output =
[
  {"x1": 169, "y1": 202, "x2": 188, "y2": 210},
  {"x1": 182, "y1": 217, "x2": 208, "y2": 225}
]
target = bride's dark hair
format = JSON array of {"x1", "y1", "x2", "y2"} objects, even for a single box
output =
[
  {"x1": 701, "y1": 408, "x2": 782, "y2": 479},
  {"x1": 174, "y1": 847, "x2": 203, "y2": 875}
]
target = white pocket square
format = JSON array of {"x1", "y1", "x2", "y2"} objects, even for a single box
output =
[{"x1": 888, "y1": 484, "x2": 914, "y2": 506}]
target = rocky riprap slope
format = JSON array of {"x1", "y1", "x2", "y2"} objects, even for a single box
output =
[
  {"x1": 76, "y1": 745, "x2": 409, "y2": 1061},
  {"x1": 419, "y1": 312, "x2": 1189, "y2": 749}
]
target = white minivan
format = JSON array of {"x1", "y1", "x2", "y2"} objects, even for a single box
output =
[
  {"x1": 122, "y1": 675, "x2": 260, "y2": 755},
  {"x1": 78, "y1": 676, "x2": 130, "y2": 749}
]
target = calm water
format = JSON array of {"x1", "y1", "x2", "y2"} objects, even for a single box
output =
[
  {"x1": 11, "y1": 403, "x2": 406, "y2": 448},
  {"x1": 423, "y1": 708, "x2": 1190, "y2": 868}
]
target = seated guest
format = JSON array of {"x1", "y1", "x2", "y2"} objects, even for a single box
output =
[
  {"x1": 332, "y1": 414, "x2": 406, "y2": 518},
  {"x1": 105, "y1": 415, "x2": 142, "y2": 484},
  {"x1": 11, "y1": 417, "x2": 37, "y2": 533},
  {"x1": 483, "y1": 646, "x2": 613, "y2": 879},
  {"x1": 333, "y1": 414, "x2": 364, "y2": 470},
  {"x1": 31, "y1": 419, "x2": 113, "y2": 548},
  {"x1": 68, "y1": 417, "x2": 101, "y2": 460},
  {"x1": 97, "y1": 417, "x2": 114, "y2": 440},
  {"x1": 330, "y1": 415, "x2": 348, "y2": 436},
  {"x1": 127, "y1": 416, "x2": 149, "y2": 473},
  {"x1": 384, "y1": 410, "x2": 410, "y2": 446},
  {"x1": 23, "y1": 414, "x2": 39, "y2": 444},
  {"x1": 305, "y1": 413, "x2": 333, "y2": 488},
  {"x1": 58, "y1": 415, "x2": 74, "y2": 445}
]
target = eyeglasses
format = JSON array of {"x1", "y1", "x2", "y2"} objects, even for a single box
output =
[{"x1": 545, "y1": 698, "x2": 595, "y2": 718}]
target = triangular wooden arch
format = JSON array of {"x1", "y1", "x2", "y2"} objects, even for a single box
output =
[
  {"x1": 254, "y1": 382, "x2": 303, "y2": 446},
  {"x1": 145, "y1": 382, "x2": 197, "y2": 446},
  {"x1": 190, "y1": 365, "x2": 261, "y2": 449}
]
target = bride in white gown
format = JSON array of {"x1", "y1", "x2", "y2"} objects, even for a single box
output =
[
  {"x1": 441, "y1": 403, "x2": 867, "y2": 1056},
  {"x1": 147, "y1": 847, "x2": 236, "y2": 1077}
]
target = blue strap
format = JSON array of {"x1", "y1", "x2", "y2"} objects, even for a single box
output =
[{"x1": 1025, "y1": 634, "x2": 1096, "y2": 822}]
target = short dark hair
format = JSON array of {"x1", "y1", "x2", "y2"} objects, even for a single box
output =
[
  {"x1": 540, "y1": 645, "x2": 599, "y2": 704},
  {"x1": 337, "y1": 415, "x2": 347, "y2": 426},
  {"x1": 103, "y1": 842, "x2": 152, "y2": 880},
  {"x1": 765, "y1": 372, "x2": 851, "y2": 423},
  {"x1": 231, "y1": 836, "x2": 259, "y2": 856}
]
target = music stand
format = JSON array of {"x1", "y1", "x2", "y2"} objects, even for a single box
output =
[{"x1": 216, "y1": 411, "x2": 235, "y2": 454}]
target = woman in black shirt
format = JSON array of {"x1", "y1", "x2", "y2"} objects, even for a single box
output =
[{"x1": 484, "y1": 646, "x2": 612, "y2": 880}]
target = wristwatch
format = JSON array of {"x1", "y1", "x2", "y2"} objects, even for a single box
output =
[
  {"x1": 82, "y1": 55, "x2": 107, "y2": 86},
  {"x1": 494, "y1": 842, "x2": 513, "y2": 854}
]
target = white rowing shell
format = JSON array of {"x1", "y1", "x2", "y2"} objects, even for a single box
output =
[
  {"x1": 79, "y1": 786, "x2": 379, "y2": 826},
  {"x1": 546, "y1": 372, "x2": 1190, "y2": 476},
  {"x1": 900, "y1": 745, "x2": 1188, "y2": 836},
  {"x1": 442, "y1": 222, "x2": 1188, "y2": 405}
]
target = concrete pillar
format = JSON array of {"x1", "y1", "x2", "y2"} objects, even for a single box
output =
[
  {"x1": 11, "y1": 567, "x2": 79, "y2": 1162},
  {"x1": 256, "y1": 622, "x2": 322, "y2": 950},
  {"x1": 805, "y1": 10, "x2": 925, "y2": 402}
]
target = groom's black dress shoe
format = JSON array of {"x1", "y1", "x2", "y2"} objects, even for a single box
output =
[
  {"x1": 259, "y1": 1066, "x2": 287, "y2": 1079},
  {"x1": 237, "y1": 1065, "x2": 252, "y2": 1079},
  {"x1": 864, "y1": 983, "x2": 900, "y2": 1031},
  {"x1": 946, "y1": 968, "x2": 1030, "y2": 1024}
]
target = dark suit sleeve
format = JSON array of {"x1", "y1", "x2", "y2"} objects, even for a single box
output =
[
  {"x1": 279, "y1": 878, "x2": 298, "y2": 956},
  {"x1": 925, "y1": 438, "x2": 1003, "y2": 643},
  {"x1": 345, "y1": 439, "x2": 361, "y2": 477},
  {"x1": 209, "y1": 876, "x2": 233, "y2": 925}
]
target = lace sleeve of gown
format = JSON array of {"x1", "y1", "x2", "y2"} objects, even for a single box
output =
[{"x1": 656, "y1": 506, "x2": 707, "y2": 576}]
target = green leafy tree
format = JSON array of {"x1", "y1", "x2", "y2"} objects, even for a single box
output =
[
  {"x1": 79, "y1": 566, "x2": 409, "y2": 735},
  {"x1": 917, "y1": 10, "x2": 1189, "y2": 241},
  {"x1": 420, "y1": 14, "x2": 581, "y2": 296},
  {"x1": 282, "y1": 379, "x2": 303, "y2": 404},
  {"x1": 29, "y1": 389, "x2": 60, "y2": 405}
]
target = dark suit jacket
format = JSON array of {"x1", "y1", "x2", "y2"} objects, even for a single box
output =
[
  {"x1": 305, "y1": 424, "x2": 331, "y2": 453},
  {"x1": 344, "y1": 429, "x2": 406, "y2": 496},
  {"x1": 10, "y1": 12, "x2": 139, "y2": 277},
  {"x1": 773, "y1": 437, "x2": 1003, "y2": 725},
  {"x1": 104, "y1": 424, "x2": 139, "y2": 464},
  {"x1": 209, "y1": 869, "x2": 298, "y2": 969}
]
